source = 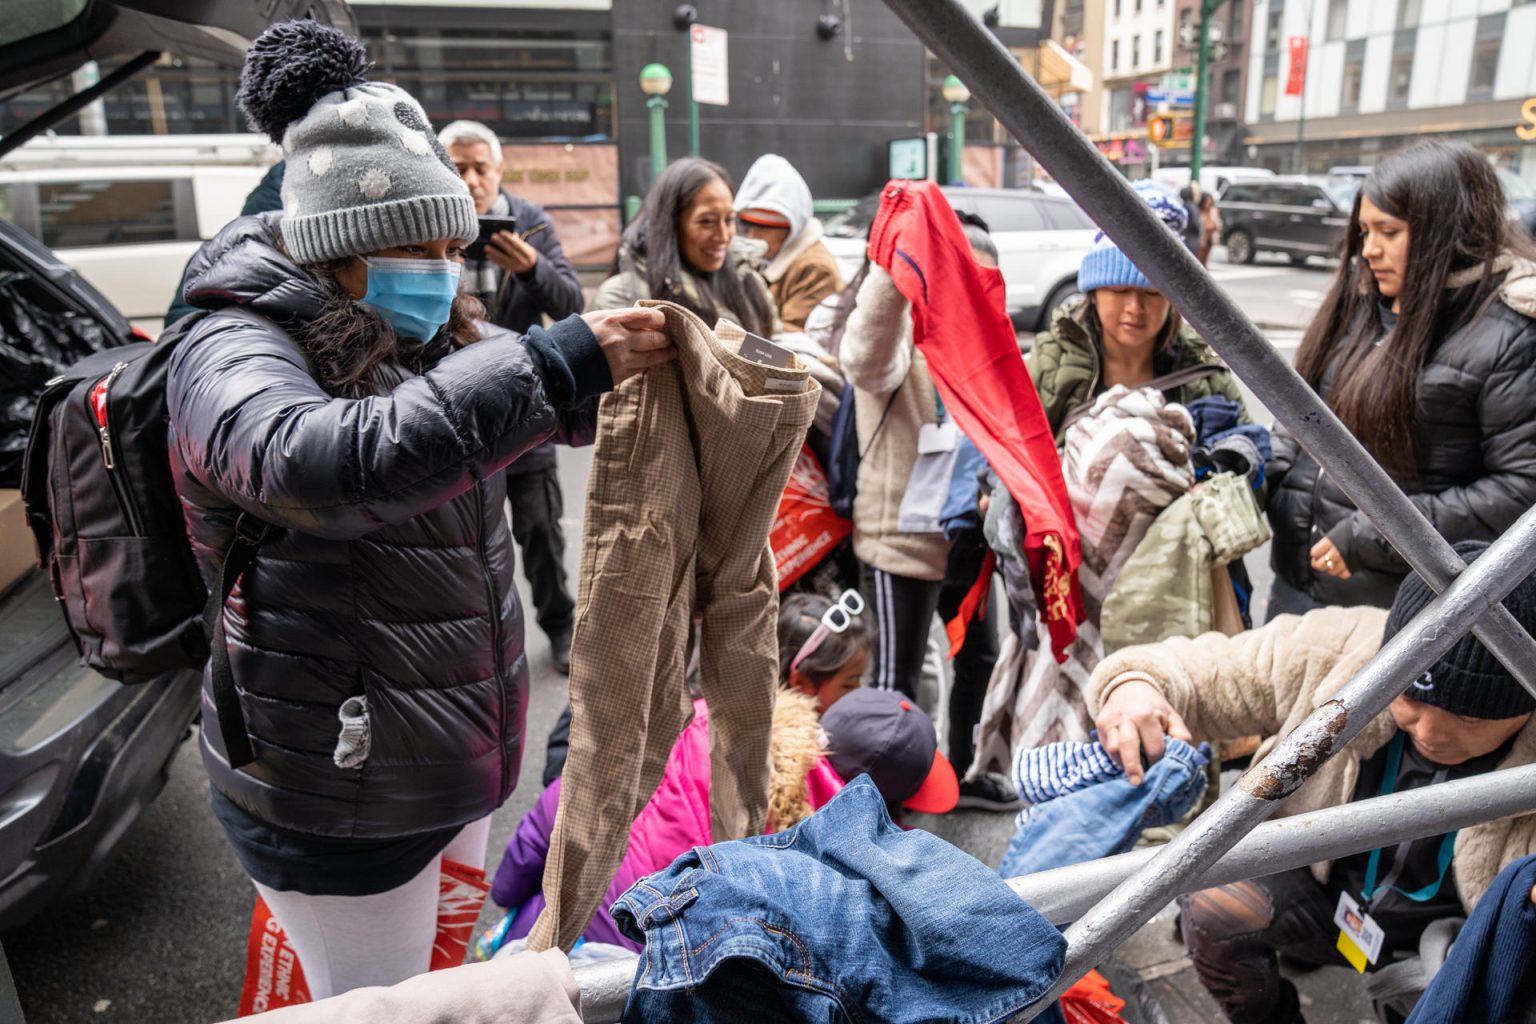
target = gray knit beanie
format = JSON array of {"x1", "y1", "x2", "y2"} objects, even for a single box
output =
[{"x1": 236, "y1": 20, "x2": 476, "y2": 264}]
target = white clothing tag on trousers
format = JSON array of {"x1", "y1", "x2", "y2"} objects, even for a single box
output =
[{"x1": 917, "y1": 421, "x2": 959, "y2": 455}]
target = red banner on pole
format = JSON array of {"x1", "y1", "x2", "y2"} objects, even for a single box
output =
[{"x1": 1285, "y1": 36, "x2": 1308, "y2": 96}]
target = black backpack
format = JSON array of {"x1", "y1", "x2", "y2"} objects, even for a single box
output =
[{"x1": 21, "y1": 311, "x2": 265, "y2": 767}]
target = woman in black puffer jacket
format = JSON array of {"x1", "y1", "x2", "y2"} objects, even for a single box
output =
[
  {"x1": 166, "y1": 23, "x2": 671, "y2": 998},
  {"x1": 1267, "y1": 141, "x2": 1536, "y2": 615}
]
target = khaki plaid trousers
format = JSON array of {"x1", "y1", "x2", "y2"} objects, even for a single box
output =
[{"x1": 527, "y1": 301, "x2": 819, "y2": 951}]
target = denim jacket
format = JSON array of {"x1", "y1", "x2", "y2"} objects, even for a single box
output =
[
  {"x1": 999, "y1": 736, "x2": 1211, "y2": 881},
  {"x1": 611, "y1": 776, "x2": 1067, "y2": 1024}
]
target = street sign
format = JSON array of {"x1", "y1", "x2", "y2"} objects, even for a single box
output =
[
  {"x1": 1146, "y1": 89, "x2": 1194, "y2": 107},
  {"x1": 690, "y1": 24, "x2": 729, "y2": 106},
  {"x1": 888, "y1": 137, "x2": 927, "y2": 178},
  {"x1": 1160, "y1": 71, "x2": 1194, "y2": 93}
]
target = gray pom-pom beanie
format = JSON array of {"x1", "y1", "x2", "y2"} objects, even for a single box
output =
[{"x1": 237, "y1": 20, "x2": 476, "y2": 264}]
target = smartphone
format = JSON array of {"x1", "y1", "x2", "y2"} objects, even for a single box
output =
[{"x1": 466, "y1": 215, "x2": 519, "y2": 260}]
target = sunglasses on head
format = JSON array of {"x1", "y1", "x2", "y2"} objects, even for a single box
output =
[{"x1": 790, "y1": 589, "x2": 866, "y2": 674}]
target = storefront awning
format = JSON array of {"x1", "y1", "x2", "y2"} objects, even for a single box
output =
[{"x1": 1036, "y1": 39, "x2": 1092, "y2": 96}]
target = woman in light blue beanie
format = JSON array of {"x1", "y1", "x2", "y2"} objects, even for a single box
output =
[
  {"x1": 1027, "y1": 179, "x2": 1250, "y2": 441},
  {"x1": 165, "y1": 20, "x2": 673, "y2": 999}
]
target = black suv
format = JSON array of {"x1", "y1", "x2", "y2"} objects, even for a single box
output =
[{"x1": 1217, "y1": 177, "x2": 1357, "y2": 266}]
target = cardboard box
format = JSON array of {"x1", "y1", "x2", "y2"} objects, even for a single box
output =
[{"x1": 0, "y1": 489, "x2": 36, "y2": 594}]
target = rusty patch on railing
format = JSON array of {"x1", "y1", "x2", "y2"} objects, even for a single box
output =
[{"x1": 1240, "y1": 700, "x2": 1350, "y2": 801}]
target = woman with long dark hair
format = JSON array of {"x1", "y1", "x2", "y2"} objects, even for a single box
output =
[
  {"x1": 1267, "y1": 141, "x2": 1536, "y2": 615},
  {"x1": 166, "y1": 22, "x2": 671, "y2": 997},
  {"x1": 590, "y1": 158, "x2": 776, "y2": 336}
]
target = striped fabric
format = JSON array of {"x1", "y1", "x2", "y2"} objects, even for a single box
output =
[{"x1": 1013, "y1": 736, "x2": 1210, "y2": 807}]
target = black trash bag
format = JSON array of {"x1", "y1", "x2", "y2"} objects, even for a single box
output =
[{"x1": 0, "y1": 269, "x2": 114, "y2": 488}]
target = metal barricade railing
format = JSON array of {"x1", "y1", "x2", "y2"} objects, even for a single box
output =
[{"x1": 571, "y1": 2, "x2": 1536, "y2": 1018}]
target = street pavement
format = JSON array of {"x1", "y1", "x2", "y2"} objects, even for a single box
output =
[{"x1": 7, "y1": 256, "x2": 1369, "y2": 1023}]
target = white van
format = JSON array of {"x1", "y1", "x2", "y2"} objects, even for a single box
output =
[{"x1": 0, "y1": 135, "x2": 277, "y2": 326}]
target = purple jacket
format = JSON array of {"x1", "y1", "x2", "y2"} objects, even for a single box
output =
[
  {"x1": 492, "y1": 694, "x2": 844, "y2": 950},
  {"x1": 492, "y1": 700, "x2": 715, "y2": 950}
]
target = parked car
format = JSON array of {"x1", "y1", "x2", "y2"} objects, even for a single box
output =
[
  {"x1": 0, "y1": 162, "x2": 271, "y2": 325},
  {"x1": 821, "y1": 187, "x2": 1098, "y2": 330},
  {"x1": 0, "y1": 0, "x2": 353, "y2": 938},
  {"x1": 1216, "y1": 176, "x2": 1355, "y2": 266},
  {"x1": 1153, "y1": 164, "x2": 1275, "y2": 197},
  {"x1": 1497, "y1": 170, "x2": 1536, "y2": 239}
]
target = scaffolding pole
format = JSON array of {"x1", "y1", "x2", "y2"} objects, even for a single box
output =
[
  {"x1": 569, "y1": 762, "x2": 1536, "y2": 1021},
  {"x1": 1014, "y1": 503, "x2": 1536, "y2": 1017},
  {"x1": 876, "y1": 0, "x2": 1536, "y2": 695}
]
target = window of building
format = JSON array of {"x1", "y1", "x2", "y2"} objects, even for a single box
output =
[
  {"x1": 1468, "y1": 14, "x2": 1504, "y2": 99},
  {"x1": 1388, "y1": 48, "x2": 1414, "y2": 107},
  {"x1": 1112, "y1": 39, "x2": 1120, "y2": 71},
  {"x1": 1223, "y1": 68, "x2": 1242, "y2": 105},
  {"x1": 1132, "y1": 35, "x2": 1141, "y2": 68},
  {"x1": 1327, "y1": 0, "x2": 1349, "y2": 41},
  {"x1": 1341, "y1": 55, "x2": 1364, "y2": 110},
  {"x1": 1135, "y1": 0, "x2": 1143, "y2": 13},
  {"x1": 1115, "y1": 0, "x2": 1122, "y2": 17},
  {"x1": 1260, "y1": 72, "x2": 1278, "y2": 116},
  {"x1": 1155, "y1": 30, "x2": 1164, "y2": 64},
  {"x1": 1265, "y1": 4, "x2": 1285, "y2": 51},
  {"x1": 1396, "y1": 0, "x2": 1420, "y2": 30},
  {"x1": 1230, "y1": 2, "x2": 1246, "y2": 47}
]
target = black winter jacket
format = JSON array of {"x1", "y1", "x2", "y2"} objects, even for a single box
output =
[
  {"x1": 1267, "y1": 260, "x2": 1536, "y2": 608},
  {"x1": 167, "y1": 213, "x2": 608, "y2": 840}
]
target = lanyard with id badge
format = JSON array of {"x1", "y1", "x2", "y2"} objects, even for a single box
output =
[{"x1": 1334, "y1": 732, "x2": 1458, "y2": 972}]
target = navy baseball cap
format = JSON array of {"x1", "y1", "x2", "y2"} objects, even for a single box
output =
[{"x1": 820, "y1": 688, "x2": 959, "y2": 814}]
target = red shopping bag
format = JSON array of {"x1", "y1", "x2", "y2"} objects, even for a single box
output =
[
  {"x1": 1059, "y1": 969, "x2": 1129, "y2": 1024},
  {"x1": 770, "y1": 445, "x2": 851, "y2": 590},
  {"x1": 430, "y1": 860, "x2": 491, "y2": 971},
  {"x1": 236, "y1": 860, "x2": 490, "y2": 1016}
]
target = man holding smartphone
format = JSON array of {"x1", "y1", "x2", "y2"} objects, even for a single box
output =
[{"x1": 440, "y1": 119, "x2": 585, "y2": 674}]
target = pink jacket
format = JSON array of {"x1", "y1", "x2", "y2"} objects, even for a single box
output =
[{"x1": 492, "y1": 694, "x2": 839, "y2": 950}]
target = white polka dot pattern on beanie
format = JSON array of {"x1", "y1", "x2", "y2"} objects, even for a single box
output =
[
  {"x1": 308, "y1": 147, "x2": 334, "y2": 176},
  {"x1": 397, "y1": 127, "x2": 432, "y2": 157},
  {"x1": 358, "y1": 170, "x2": 392, "y2": 200},
  {"x1": 336, "y1": 98, "x2": 369, "y2": 128}
]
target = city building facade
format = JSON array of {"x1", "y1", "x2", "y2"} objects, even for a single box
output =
[{"x1": 1243, "y1": 0, "x2": 1536, "y2": 184}]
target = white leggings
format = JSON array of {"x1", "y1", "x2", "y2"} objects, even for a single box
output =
[{"x1": 253, "y1": 816, "x2": 492, "y2": 1000}]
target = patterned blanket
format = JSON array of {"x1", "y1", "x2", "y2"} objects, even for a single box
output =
[{"x1": 969, "y1": 386, "x2": 1195, "y2": 775}]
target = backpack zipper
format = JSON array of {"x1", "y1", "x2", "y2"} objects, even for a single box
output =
[{"x1": 86, "y1": 361, "x2": 147, "y2": 535}]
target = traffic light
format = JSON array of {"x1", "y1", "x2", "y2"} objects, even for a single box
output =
[{"x1": 1148, "y1": 115, "x2": 1174, "y2": 144}]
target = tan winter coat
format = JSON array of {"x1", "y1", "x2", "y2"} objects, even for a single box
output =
[
  {"x1": 839, "y1": 263, "x2": 948, "y2": 581},
  {"x1": 763, "y1": 219, "x2": 845, "y2": 331},
  {"x1": 1086, "y1": 605, "x2": 1536, "y2": 913}
]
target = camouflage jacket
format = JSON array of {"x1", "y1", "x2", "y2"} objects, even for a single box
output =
[
  {"x1": 1029, "y1": 297, "x2": 1248, "y2": 443},
  {"x1": 1100, "y1": 471, "x2": 1269, "y2": 654}
]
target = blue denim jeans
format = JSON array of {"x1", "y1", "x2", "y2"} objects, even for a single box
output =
[
  {"x1": 998, "y1": 737, "x2": 1211, "y2": 881},
  {"x1": 611, "y1": 776, "x2": 1067, "y2": 1024}
]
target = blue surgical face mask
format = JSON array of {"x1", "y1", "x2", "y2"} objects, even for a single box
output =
[{"x1": 360, "y1": 256, "x2": 462, "y2": 341}]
